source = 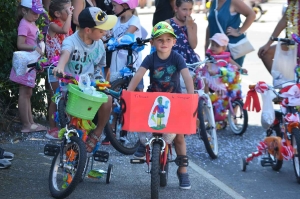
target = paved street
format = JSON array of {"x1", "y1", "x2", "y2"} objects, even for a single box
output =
[{"x1": 2, "y1": 1, "x2": 300, "y2": 199}]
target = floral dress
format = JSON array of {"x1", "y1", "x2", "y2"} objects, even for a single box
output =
[
  {"x1": 169, "y1": 18, "x2": 199, "y2": 64},
  {"x1": 46, "y1": 19, "x2": 73, "y2": 60}
]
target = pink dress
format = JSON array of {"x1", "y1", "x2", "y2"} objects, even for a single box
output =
[{"x1": 9, "y1": 19, "x2": 39, "y2": 88}]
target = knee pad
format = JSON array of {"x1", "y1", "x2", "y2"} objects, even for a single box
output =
[{"x1": 175, "y1": 155, "x2": 189, "y2": 167}]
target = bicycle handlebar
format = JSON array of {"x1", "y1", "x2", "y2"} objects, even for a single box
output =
[
  {"x1": 107, "y1": 37, "x2": 151, "y2": 52},
  {"x1": 271, "y1": 33, "x2": 300, "y2": 45}
]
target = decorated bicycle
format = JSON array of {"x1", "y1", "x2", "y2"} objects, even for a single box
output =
[
  {"x1": 241, "y1": 34, "x2": 300, "y2": 183},
  {"x1": 28, "y1": 59, "x2": 117, "y2": 198},
  {"x1": 204, "y1": 53, "x2": 248, "y2": 135}
]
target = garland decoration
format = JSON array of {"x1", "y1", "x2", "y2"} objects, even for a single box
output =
[{"x1": 286, "y1": 0, "x2": 299, "y2": 38}]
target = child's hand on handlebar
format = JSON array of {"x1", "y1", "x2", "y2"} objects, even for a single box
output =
[
  {"x1": 52, "y1": 66, "x2": 65, "y2": 77},
  {"x1": 240, "y1": 68, "x2": 248, "y2": 75}
]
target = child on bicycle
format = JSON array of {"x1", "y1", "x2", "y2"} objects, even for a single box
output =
[
  {"x1": 109, "y1": 0, "x2": 143, "y2": 89},
  {"x1": 127, "y1": 21, "x2": 194, "y2": 190},
  {"x1": 9, "y1": 0, "x2": 47, "y2": 133},
  {"x1": 45, "y1": 0, "x2": 73, "y2": 139},
  {"x1": 207, "y1": 33, "x2": 246, "y2": 73},
  {"x1": 52, "y1": 7, "x2": 117, "y2": 152}
]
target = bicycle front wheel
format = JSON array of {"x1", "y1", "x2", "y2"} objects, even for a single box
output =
[
  {"x1": 151, "y1": 142, "x2": 161, "y2": 199},
  {"x1": 292, "y1": 128, "x2": 300, "y2": 183},
  {"x1": 228, "y1": 100, "x2": 248, "y2": 135},
  {"x1": 105, "y1": 78, "x2": 139, "y2": 155},
  {"x1": 49, "y1": 136, "x2": 87, "y2": 199},
  {"x1": 198, "y1": 98, "x2": 218, "y2": 159}
]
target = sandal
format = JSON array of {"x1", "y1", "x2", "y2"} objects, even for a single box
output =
[{"x1": 85, "y1": 130, "x2": 100, "y2": 153}]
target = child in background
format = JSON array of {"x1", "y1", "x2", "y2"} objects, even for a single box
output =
[
  {"x1": 128, "y1": 22, "x2": 194, "y2": 190},
  {"x1": 109, "y1": 0, "x2": 142, "y2": 87},
  {"x1": 9, "y1": 0, "x2": 47, "y2": 133},
  {"x1": 206, "y1": 33, "x2": 247, "y2": 76},
  {"x1": 101, "y1": 0, "x2": 142, "y2": 145},
  {"x1": 52, "y1": 7, "x2": 117, "y2": 152},
  {"x1": 166, "y1": 0, "x2": 199, "y2": 64},
  {"x1": 45, "y1": 0, "x2": 73, "y2": 139}
]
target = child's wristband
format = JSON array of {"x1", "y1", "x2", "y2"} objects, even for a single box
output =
[{"x1": 32, "y1": 45, "x2": 37, "y2": 51}]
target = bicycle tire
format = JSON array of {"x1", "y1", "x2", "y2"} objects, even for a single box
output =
[
  {"x1": 151, "y1": 142, "x2": 160, "y2": 199},
  {"x1": 49, "y1": 136, "x2": 87, "y2": 199},
  {"x1": 228, "y1": 100, "x2": 248, "y2": 135},
  {"x1": 105, "y1": 78, "x2": 139, "y2": 155},
  {"x1": 198, "y1": 98, "x2": 218, "y2": 159},
  {"x1": 266, "y1": 119, "x2": 283, "y2": 171},
  {"x1": 58, "y1": 98, "x2": 67, "y2": 129},
  {"x1": 292, "y1": 128, "x2": 300, "y2": 183},
  {"x1": 160, "y1": 145, "x2": 169, "y2": 187}
]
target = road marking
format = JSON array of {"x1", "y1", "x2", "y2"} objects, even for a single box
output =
[{"x1": 189, "y1": 160, "x2": 246, "y2": 199}]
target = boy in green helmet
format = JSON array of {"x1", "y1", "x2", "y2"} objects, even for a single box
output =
[{"x1": 127, "y1": 21, "x2": 194, "y2": 190}]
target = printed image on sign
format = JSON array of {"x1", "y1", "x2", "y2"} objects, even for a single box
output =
[{"x1": 148, "y1": 96, "x2": 170, "y2": 130}]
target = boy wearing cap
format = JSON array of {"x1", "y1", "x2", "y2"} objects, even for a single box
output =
[
  {"x1": 52, "y1": 7, "x2": 117, "y2": 152},
  {"x1": 127, "y1": 21, "x2": 194, "y2": 190},
  {"x1": 207, "y1": 33, "x2": 247, "y2": 74}
]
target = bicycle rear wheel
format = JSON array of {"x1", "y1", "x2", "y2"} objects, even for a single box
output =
[
  {"x1": 228, "y1": 100, "x2": 248, "y2": 135},
  {"x1": 151, "y1": 142, "x2": 160, "y2": 199},
  {"x1": 266, "y1": 112, "x2": 283, "y2": 171},
  {"x1": 49, "y1": 136, "x2": 87, "y2": 199},
  {"x1": 292, "y1": 128, "x2": 300, "y2": 183},
  {"x1": 105, "y1": 78, "x2": 139, "y2": 155},
  {"x1": 198, "y1": 98, "x2": 218, "y2": 159}
]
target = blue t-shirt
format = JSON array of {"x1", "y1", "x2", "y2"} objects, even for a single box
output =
[{"x1": 141, "y1": 51, "x2": 186, "y2": 93}]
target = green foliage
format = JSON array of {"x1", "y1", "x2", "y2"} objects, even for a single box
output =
[{"x1": 0, "y1": 0, "x2": 48, "y2": 122}]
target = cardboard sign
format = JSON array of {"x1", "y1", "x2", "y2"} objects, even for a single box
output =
[{"x1": 121, "y1": 90, "x2": 198, "y2": 134}]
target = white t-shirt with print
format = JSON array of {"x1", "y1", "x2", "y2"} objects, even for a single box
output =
[
  {"x1": 62, "y1": 31, "x2": 106, "y2": 78},
  {"x1": 110, "y1": 15, "x2": 142, "y2": 82}
]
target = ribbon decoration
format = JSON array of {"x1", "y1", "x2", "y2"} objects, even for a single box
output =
[{"x1": 243, "y1": 87, "x2": 261, "y2": 112}]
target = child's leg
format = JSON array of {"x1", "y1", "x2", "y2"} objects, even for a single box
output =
[
  {"x1": 19, "y1": 85, "x2": 33, "y2": 130},
  {"x1": 173, "y1": 134, "x2": 187, "y2": 173},
  {"x1": 48, "y1": 82, "x2": 59, "y2": 129},
  {"x1": 94, "y1": 96, "x2": 112, "y2": 137}
]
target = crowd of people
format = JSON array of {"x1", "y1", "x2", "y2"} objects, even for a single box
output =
[{"x1": 2, "y1": 0, "x2": 299, "y2": 193}]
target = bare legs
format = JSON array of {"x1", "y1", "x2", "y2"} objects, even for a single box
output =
[{"x1": 174, "y1": 134, "x2": 188, "y2": 173}]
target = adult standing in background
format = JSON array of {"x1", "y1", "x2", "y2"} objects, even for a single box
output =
[
  {"x1": 205, "y1": 0, "x2": 255, "y2": 66},
  {"x1": 152, "y1": 0, "x2": 175, "y2": 26},
  {"x1": 71, "y1": 0, "x2": 96, "y2": 32}
]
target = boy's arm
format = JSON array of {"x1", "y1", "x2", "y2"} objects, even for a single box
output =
[
  {"x1": 180, "y1": 68, "x2": 194, "y2": 94},
  {"x1": 127, "y1": 67, "x2": 147, "y2": 91},
  {"x1": 52, "y1": 50, "x2": 71, "y2": 76}
]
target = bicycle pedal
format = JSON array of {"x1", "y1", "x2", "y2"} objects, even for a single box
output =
[
  {"x1": 130, "y1": 159, "x2": 145, "y2": 164},
  {"x1": 93, "y1": 151, "x2": 109, "y2": 162},
  {"x1": 44, "y1": 144, "x2": 60, "y2": 156},
  {"x1": 260, "y1": 159, "x2": 273, "y2": 167}
]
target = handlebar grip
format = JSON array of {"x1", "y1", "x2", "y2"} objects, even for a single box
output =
[
  {"x1": 27, "y1": 62, "x2": 37, "y2": 68},
  {"x1": 272, "y1": 37, "x2": 295, "y2": 45}
]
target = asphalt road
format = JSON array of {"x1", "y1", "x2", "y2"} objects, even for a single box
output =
[{"x1": 2, "y1": 1, "x2": 299, "y2": 199}]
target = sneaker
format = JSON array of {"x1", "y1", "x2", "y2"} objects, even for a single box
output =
[
  {"x1": 45, "y1": 127, "x2": 59, "y2": 140},
  {"x1": 101, "y1": 136, "x2": 110, "y2": 145},
  {"x1": 3, "y1": 151, "x2": 14, "y2": 161},
  {"x1": 0, "y1": 159, "x2": 11, "y2": 169},
  {"x1": 133, "y1": 144, "x2": 146, "y2": 159},
  {"x1": 177, "y1": 170, "x2": 191, "y2": 190}
]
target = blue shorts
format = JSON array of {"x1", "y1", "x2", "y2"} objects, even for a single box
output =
[{"x1": 137, "y1": 78, "x2": 144, "y2": 90}]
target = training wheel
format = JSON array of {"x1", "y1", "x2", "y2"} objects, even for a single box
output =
[
  {"x1": 106, "y1": 164, "x2": 113, "y2": 184},
  {"x1": 240, "y1": 158, "x2": 247, "y2": 171}
]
